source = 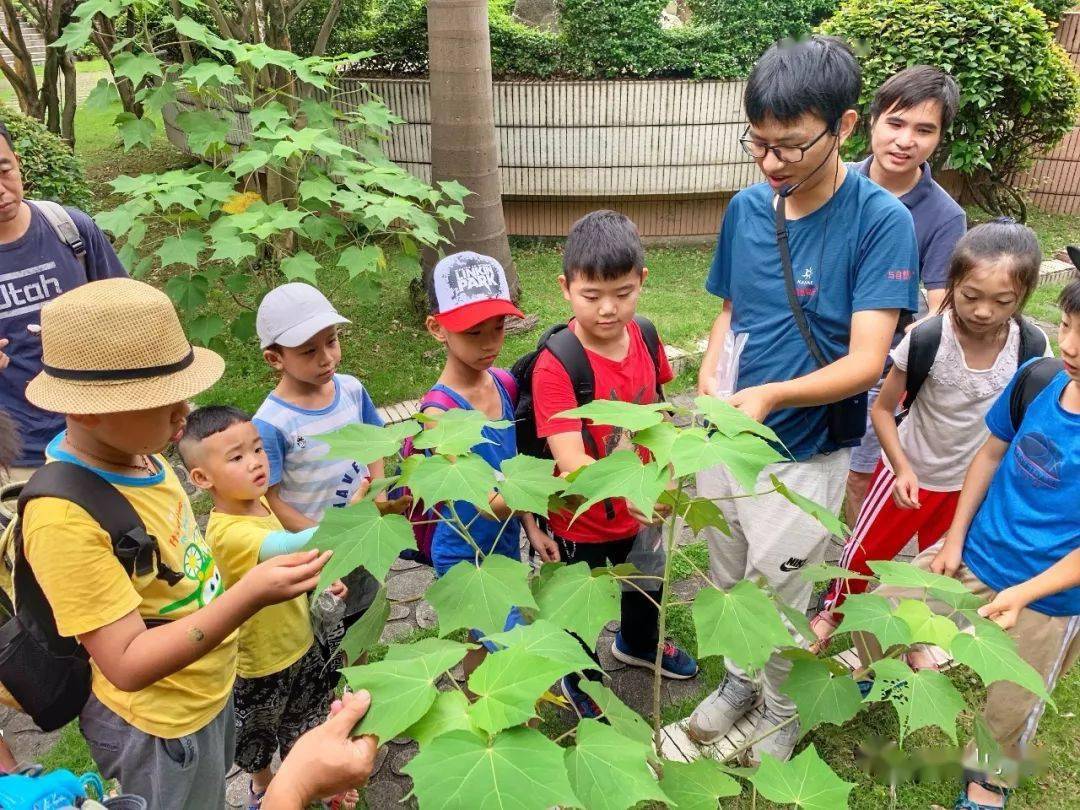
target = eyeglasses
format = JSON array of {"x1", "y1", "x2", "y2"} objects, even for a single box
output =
[{"x1": 738, "y1": 124, "x2": 834, "y2": 163}]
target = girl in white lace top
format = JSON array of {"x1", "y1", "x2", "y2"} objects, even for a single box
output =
[{"x1": 813, "y1": 220, "x2": 1049, "y2": 655}]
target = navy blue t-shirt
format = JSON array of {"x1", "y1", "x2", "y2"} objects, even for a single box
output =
[
  {"x1": 963, "y1": 363, "x2": 1080, "y2": 616},
  {"x1": 0, "y1": 204, "x2": 126, "y2": 466},
  {"x1": 853, "y1": 157, "x2": 966, "y2": 290},
  {"x1": 706, "y1": 171, "x2": 919, "y2": 460}
]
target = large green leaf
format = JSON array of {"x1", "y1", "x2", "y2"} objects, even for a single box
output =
[
  {"x1": 229, "y1": 149, "x2": 271, "y2": 176},
  {"x1": 894, "y1": 599, "x2": 959, "y2": 648},
  {"x1": 555, "y1": 399, "x2": 667, "y2": 431},
  {"x1": 176, "y1": 109, "x2": 231, "y2": 155},
  {"x1": 412, "y1": 408, "x2": 510, "y2": 456},
  {"x1": 868, "y1": 560, "x2": 971, "y2": 594},
  {"x1": 779, "y1": 658, "x2": 863, "y2": 733},
  {"x1": 833, "y1": 593, "x2": 912, "y2": 651},
  {"x1": 182, "y1": 59, "x2": 236, "y2": 88},
  {"x1": 341, "y1": 638, "x2": 469, "y2": 742},
  {"x1": 164, "y1": 273, "x2": 208, "y2": 311},
  {"x1": 694, "y1": 394, "x2": 781, "y2": 444},
  {"x1": 467, "y1": 646, "x2": 574, "y2": 733},
  {"x1": 564, "y1": 719, "x2": 669, "y2": 810},
  {"x1": 658, "y1": 758, "x2": 741, "y2": 810},
  {"x1": 115, "y1": 113, "x2": 156, "y2": 151},
  {"x1": 156, "y1": 229, "x2": 204, "y2": 269},
  {"x1": 674, "y1": 430, "x2": 784, "y2": 492},
  {"x1": 280, "y1": 251, "x2": 320, "y2": 284},
  {"x1": 84, "y1": 78, "x2": 119, "y2": 111},
  {"x1": 693, "y1": 580, "x2": 792, "y2": 671},
  {"x1": 770, "y1": 474, "x2": 848, "y2": 537},
  {"x1": 750, "y1": 746, "x2": 855, "y2": 810},
  {"x1": 579, "y1": 681, "x2": 653, "y2": 748},
  {"x1": 401, "y1": 690, "x2": 479, "y2": 746},
  {"x1": 563, "y1": 450, "x2": 668, "y2": 521},
  {"x1": 113, "y1": 51, "x2": 163, "y2": 85},
  {"x1": 335, "y1": 585, "x2": 388, "y2": 663},
  {"x1": 317, "y1": 421, "x2": 420, "y2": 465},
  {"x1": 425, "y1": 555, "x2": 537, "y2": 637},
  {"x1": 484, "y1": 618, "x2": 598, "y2": 675},
  {"x1": 404, "y1": 452, "x2": 499, "y2": 516},
  {"x1": 534, "y1": 562, "x2": 620, "y2": 646},
  {"x1": 496, "y1": 454, "x2": 565, "y2": 514},
  {"x1": 632, "y1": 421, "x2": 679, "y2": 467},
  {"x1": 305, "y1": 501, "x2": 414, "y2": 587},
  {"x1": 402, "y1": 728, "x2": 580, "y2": 810},
  {"x1": 864, "y1": 658, "x2": 966, "y2": 744},
  {"x1": 338, "y1": 244, "x2": 384, "y2": 277},
  {"x1": 209, "y1": 234, "x2": 256, "y2": 263},
  {"x1": 950, "y1": 619, "x2": 1050, "y2": 699}
]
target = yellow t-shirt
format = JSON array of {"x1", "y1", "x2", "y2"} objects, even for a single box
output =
[
  {"x1": 22, "y1": 445, "x2": 237, "y2": 738},
  {"x1": 205, "y1": 505, "x2": 313, "y2": 679}
]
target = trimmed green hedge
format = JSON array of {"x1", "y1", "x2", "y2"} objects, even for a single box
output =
[{"x1": 0, "y1": 104, "x2": 93, "y2": 212}]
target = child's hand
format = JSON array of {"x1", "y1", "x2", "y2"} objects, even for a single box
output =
[
  {"x1": 977, "y1": 585, "x2": 1030, "y2": 630},
  {"x1": 264, "y1": 690, "x2": 377, "y2": 809},
  {"x1": 241, "y1": 549, "x2": 332, "y2": 609},
  {"x1": 0, "y1": 338, "x2": 9, "y2": 372},
  {"x1": 349, "y1": 478, "x2": 372, "y2": 505},
  {"x1": 528, "y1": 527, "x2": 560, "y2": 563},
  {"x1": 929, "y1": 534, "x2": 964, "y2": 579},
  {"x1": 329, "y1": 579, "x2": 348, "y2": 600},
  {"x1": 487, "y1": 492, "x2": 513, "y2": 522},
  {"x1": 892, "y1": 468, "x2": 921, "y2": 510},
  {"x1": 376, "y1": 494, "x2": 413, "y2": 516},
  {"x1": 627, "y1": 502, "x2": 663, "y2": 526}
]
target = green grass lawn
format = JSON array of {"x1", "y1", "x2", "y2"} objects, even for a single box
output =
[{"x1": 13, "y1": 78, "x2": 1080, "y2": 806}]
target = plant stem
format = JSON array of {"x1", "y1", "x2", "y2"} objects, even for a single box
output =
[{"x1": 651, "y1": 479, "x2": 684, "y2": 758}]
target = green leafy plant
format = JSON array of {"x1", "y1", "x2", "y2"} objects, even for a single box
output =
[
  {"x1": 0, "y1": 103, "x2": 93, "y2": 211},
  {"x1": 302, "y1": 397, "x2": 1046, "y2": 808},
  {"x1": 822, "y1": 0, "x2": 1080, "y2": 220},
  {"x1": 58, "y1": 0, "x2": 469, "y2": 348}
]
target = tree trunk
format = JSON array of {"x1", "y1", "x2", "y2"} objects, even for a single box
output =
[
  {"x1": 59, "y1": 52, "x2": 76, "y2": 146},
  {"x1": 427, "y1": 0, "x2": 518, "y2": 298},
  {"x1": 0, "y1": 0, "x2": 42, "y2": 119}
]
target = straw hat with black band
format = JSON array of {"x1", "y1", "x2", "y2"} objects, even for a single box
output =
[{"x1": 26, "y1": 278, "x2": 225, "y2": 415}]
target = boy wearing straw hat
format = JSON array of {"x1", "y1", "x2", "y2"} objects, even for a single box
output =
[{"x1": 19, "y1": 278, "x2": 332, "y2": 810}]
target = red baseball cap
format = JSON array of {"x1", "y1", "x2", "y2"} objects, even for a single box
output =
[{"x1": 429, "y1": 251, "x2": 523, "y2": 332}]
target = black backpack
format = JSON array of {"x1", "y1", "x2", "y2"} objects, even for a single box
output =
[
  {"x1": 1007, "y1": 356, "x2": 1065, "y2": 431},
  {"x1": 510, "y1": 315, "x2": 664, "y2": 460},
  {"x1": 903, "y1": 314, "x2": 1049, "y2": 414},
  {"x1": 0, "y1": 462, "x2": 170, "y2": 732}
]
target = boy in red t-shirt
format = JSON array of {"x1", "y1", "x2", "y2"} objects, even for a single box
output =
[{"x1": 532, "y1": 210, "x2": 698, "y2": 718}]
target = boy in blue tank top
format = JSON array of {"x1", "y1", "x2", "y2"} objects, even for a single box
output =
[{"x1": 422, "y1": 252, "x2": 559, "y2": 677}]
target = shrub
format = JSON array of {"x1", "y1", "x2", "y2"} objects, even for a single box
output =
[
  {"x1": 822, "y1": 0, "x2": 1080, "y2": 218},
  {"x1": 0, "y1": 103, "x2": 93, "y2": 211}
]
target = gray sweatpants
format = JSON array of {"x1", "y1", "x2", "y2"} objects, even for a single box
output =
[
  {"x1": 80, "y1": 693, "x2": 235, "y2": 810},
  {"x1": 697, "y1": 450, "x2": 849, "y2": 715}
]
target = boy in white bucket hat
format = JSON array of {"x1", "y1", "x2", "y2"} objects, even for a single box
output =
[{"x1": 17, "y1": 277, "x2": 331, "y2": 809}]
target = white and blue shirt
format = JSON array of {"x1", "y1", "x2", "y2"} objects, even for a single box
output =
[
  {"x1": 253, "y1": 374, "x2": 384, "y2": 521},
  {"x1": 963, "y1": 363, "x2": 1080, "y2": 616}
]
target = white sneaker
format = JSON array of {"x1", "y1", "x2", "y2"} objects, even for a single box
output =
[
  {"x1": 687, "y1": 673, "x2": 758, "y2": 744},
  {"x1": 749, "y1": 704, "x2": 800, "y2": 763}
]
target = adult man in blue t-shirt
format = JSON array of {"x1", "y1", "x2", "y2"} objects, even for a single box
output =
[
  {"x1": 0, "y1": 120, "x2": 126, "y2": 474},
  {"x1": 689, "y1": 36, "x2": 919, "y2": 761},
  {"x1": 845, "y1": 66, "x2": 968, "y2": 525}
]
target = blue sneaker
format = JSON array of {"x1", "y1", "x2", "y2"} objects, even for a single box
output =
[
  {"x1": 610, "y1": 632, "x2": 699, "y2": 679},
  {"x1": 560, "y1": 676, "x2": 603, "y2": 720}
]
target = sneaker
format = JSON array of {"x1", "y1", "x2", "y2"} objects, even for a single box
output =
[
  {"x1": 610, "y1": 632, "x2": 699, "y2": 679},
  {"x1": 560, "y1": 676, "x2": 603, "y2": 720},
  {"x1": 749, "y1": 704, "x2": 801, "y2": 763},
  {"x1": 687, "y1": 673, "x2": 758, "y2": 744}
]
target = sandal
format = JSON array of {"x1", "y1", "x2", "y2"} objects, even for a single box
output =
[
  {"x1": 247, "y1": 781, "x2": 267, "y2": 810},
  {"x1": 809, "y1": 610, "x2": 840, "y2": 653},
  {"x1": 954, "y1": 771, "x2": 1011, "y2": 809}
]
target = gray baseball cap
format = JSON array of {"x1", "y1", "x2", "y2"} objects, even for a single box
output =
[{"x1": 256, "y1": 282, "x2": 350, "y2": 349}]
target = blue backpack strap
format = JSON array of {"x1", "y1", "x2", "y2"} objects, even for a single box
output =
[{"x1": 491, "y1": 367, "x2": 518, "y2": 405}]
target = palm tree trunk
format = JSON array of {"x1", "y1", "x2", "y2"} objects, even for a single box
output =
[{"x1": 427, "y1": 0, "x2": 518, "y2": 298}]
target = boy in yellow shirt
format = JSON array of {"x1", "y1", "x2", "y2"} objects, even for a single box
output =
[
  {"x1": 179, "y1": 405, "x2": 354, "y2": 808},
  {"x1": 19, "y1": 278, "x2": 330, "y2": 809}
]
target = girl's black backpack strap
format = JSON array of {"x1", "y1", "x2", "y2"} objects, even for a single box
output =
[
  {"x1": 904, "y1": 314, "x2": 943, "y2": 410},
  {"x1": 1008, "y1": 357, "x2": 1064, "y2": 431},
  {"x1": 1017, "y1": 318, "x2": 1049, "y2": 366}
]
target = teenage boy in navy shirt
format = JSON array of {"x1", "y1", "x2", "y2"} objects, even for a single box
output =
[
  {"x1": 691, "y1": 36, "x2": 919, "y2": 761},
  {"x1": 845, "y1": 66, "x2": 968, "y2": 524}
]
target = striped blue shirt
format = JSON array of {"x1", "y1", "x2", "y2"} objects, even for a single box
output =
[{"x1": 253, "y1": 374, "x2": 384, "y2": 521}]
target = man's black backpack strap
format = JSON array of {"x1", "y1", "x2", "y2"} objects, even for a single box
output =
[
  {"x1": 0, "y1": 462, "x2": 160, "y2": 731},
  {"x1": 1009, "y1": 357, "x2": 1064, "y2": 431},
  {"x1": 904, "y1": 314, "x2": 944, "y2": 411}
]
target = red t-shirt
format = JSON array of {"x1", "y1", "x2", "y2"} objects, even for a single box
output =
[{"x1": 532, "y1": 320, "x2": 674, "y2": 542}]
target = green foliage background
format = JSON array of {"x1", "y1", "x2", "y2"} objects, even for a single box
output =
[{"x1": 0, "y1": 103, "x2": 93, "y2": 211}]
